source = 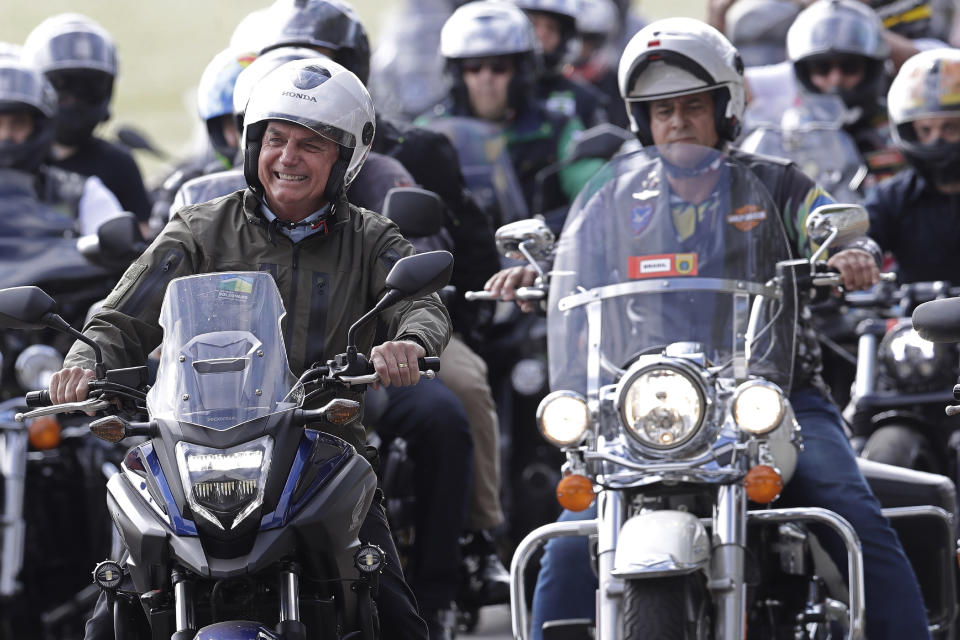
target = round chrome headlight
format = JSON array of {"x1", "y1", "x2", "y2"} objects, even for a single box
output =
[
  {"x1": 732, "y1": 380, "x2": 784, "y2": 435},
  {"x1": 619, "y1": 366, "x2": 704, "y2": 449},
  {"x1": 537, "y1": 391, "x2": 589, "y2": 447},
  {"x1": 880, "y1": 322, "x2": 945, "y2": 384},
  {"x1": 15, "y1": 344, "x2": 63, "y2": 392}
]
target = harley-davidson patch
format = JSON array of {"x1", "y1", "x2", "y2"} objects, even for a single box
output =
[{"x1": 727, "y1": 205, "x2": 767, "y2": 231}]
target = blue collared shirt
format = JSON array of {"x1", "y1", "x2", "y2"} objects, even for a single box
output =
[{"x1": 261, "y1": 202, "x2": 331, "y2": 243}]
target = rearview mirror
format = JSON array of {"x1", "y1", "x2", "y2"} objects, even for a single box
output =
[
  {"x1": 384, "y1": 250, "x2": 455, "y2": 299},
  {"x1": 383, "y1": 187, "x2": 445, "y2": 239},
  {"x1": 912, "y1": 298, "x2": 960, "y2": 343},
  {"x1": 495, "y1": 219, "x2": 555, "y2": 262},
  {"x1": 79, "y1": 213, "x2": 146, "y2": 269},
  {"x1": 566, "y1": 124, "x2": 633, "y2": 163},
  {"x1": 805, "y1": 204, "x2": 869, "y2": 248},
  {"x1": 0, "y1": 286, "x2": 58, "y2": 330}
]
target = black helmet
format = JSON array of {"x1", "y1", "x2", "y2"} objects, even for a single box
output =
[
  {"x1": 260, "y1": 0, "x2": 371, "y2": 85},
  {"x1": 440, "y1": 1, "x2": 541, "y2": 115},
  {"x1": 887, "y1": 48, "x2": 960, "y2": 185},
  {"x1": 0, "y1": 60, "x2": 58, "y2": 171},
  {"x1": 22, "y1": 13, "x2": 118, "y2": 146}
]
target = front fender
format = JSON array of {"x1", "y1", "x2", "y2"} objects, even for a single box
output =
[
  {"x1": 611, "y1": 510, "x2": 710, "y2": 579},
  {"x1": 193, "y1": 621, "x2": 278, "y2": 639}
]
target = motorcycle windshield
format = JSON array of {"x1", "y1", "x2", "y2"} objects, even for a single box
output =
[
  {"x1": 740, "y1": 94, "x2": 866, "y2": 203},
  {"x1": 424, "y1": 117, "x2": 529, "y2": 225},
  {"x1": 547, "y1": 145, "x2": 797, "y2": 396},
  {"x1": 148, "y1": 272, "x2": 298, "y2": 430}
]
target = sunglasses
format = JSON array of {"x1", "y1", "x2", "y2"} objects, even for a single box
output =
[
  {"x1": 462, "y1": 59, "x2": 513, "y2": 75},
  {"x1": 808, "y1": 56, "x2": 866, "y2": 77}
]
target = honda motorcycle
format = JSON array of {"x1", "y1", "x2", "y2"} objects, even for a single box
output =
[
  {"x1": 0, "y1": 250, "x2": 453, "y2": 639},
  {"x1": 488, "y1": 144, "x2": 956, "y2": 639}
]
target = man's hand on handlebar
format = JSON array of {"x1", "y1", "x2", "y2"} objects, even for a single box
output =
[
  {"x1": 827, "y1": 248, "x2": 880, "y2": 292},
  {"x1": 485, "y1": 266, "x2": 539, "y2": 313},
  {"x1": 370, "y1": 340, "x2": 426, "y2": 389},
  {"x1": 49, "y1": 366, "x2": 95, "y2": 404}
]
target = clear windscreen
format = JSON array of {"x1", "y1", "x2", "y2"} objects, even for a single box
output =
[
  {"x1": 148, "y1": 272, "x2": 299, "y2": 430},
  {"x1": 547, "y1": 145, "x2": 798, "y2": 395}
]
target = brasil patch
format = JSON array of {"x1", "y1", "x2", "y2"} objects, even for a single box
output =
[{"x1": 628, "y1": 253, "x2": 699, "y2": 279}]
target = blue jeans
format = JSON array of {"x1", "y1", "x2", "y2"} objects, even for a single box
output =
[{"x1": 530, "y1": 387, "x2": 930, "y2": 640}]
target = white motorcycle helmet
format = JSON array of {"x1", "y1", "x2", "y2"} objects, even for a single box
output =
[
  {"x1": 197, "y1": 48, "x2": 257, "y2": 161},
  {"x1": 242, "y1": 57, "x2": 375, "y2": 203},
  {"x1": 577, "y1": 0, "x2": 618, "y2": 41},
  {"x1": 440, "y1": 1, "x2": 541, "y2": 113},
  {"x1": 618, "y1": 17, "x2": 746, "y2": 146},
  {"x1": 508, "y1": 0, "x2": 580, "y2": 69},
  {"x1": 233, "y1": 46, "x2": 320, "y2": 129},
  {"x1": 787, "y1": 0, "x2": 890, "y2": 108},
  {"x1": 887, "y1": 48, "x2": 960, "y2": 184}
]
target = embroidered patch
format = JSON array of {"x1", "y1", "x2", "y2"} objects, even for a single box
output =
[
  {"x1": 727, "y1": 205, "x2": 767, "y2": 232},
  {"x1": 631, "y1": 204, "x2": 654, "y2": 235},
  {"x1": 628, "y1": 253, "x2": 699, "y2": 279},
  {"x1": 103, "y1": 262, "x2": 148, "y2": 309}
]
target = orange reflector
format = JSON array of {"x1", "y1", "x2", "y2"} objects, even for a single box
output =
[
  {"x1": 324, "y1": 399, "x2": 361, "y2": 425},
  {"x1": 28, "y1": 416, "x2": 62, "y2": 450},
  {"x1": 556, "y1": 474, "x2": 595, "y2": 512},
  {"x1": 90, "y1": 416, "x2": 129, "y2": 443},
  {"x1": 744, "y1": 465, "x2": 783, "y2": 503}
]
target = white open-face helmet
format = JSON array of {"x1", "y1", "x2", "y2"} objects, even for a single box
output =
[
  {"x1": 618, "y1": 17, "x2": 745, "y2": 146},
  {"x1": 233, "y1": 46, "x2": 320, "y2": 128},
  {"x1": 887, "y1": 48, "x2": 960, "y2": 184},
  {"x1": 241, "y1": 57, "x2": 375, "y2": 203}
]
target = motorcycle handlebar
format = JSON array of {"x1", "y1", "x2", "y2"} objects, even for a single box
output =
[
  {"x1": 464, "y1": 287, "x2": 545, "y2": 302},
  {"x1": 25, "y1": 390, "x2": 51, "y2": 407}
]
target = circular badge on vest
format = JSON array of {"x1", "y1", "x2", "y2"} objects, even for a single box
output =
[
  {"x1": 362, "y1": 121, "x2": 374, "y2": 145},
  {"x1": 292, "y1": 65, "x2": 331, "y2": 91}
]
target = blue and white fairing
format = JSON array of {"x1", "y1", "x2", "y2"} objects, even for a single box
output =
[{"x1": 107, "y1": 272, "x2": 376, "y2": 594}]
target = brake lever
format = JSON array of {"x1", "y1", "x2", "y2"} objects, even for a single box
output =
[
  {"x1": 16, "y1": 398, "x2": 111, "y2": 423},
  {"x1": 338, "y1": 369, "x2": 437, "y2": 387}
]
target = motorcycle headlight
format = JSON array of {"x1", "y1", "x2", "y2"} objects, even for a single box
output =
[
  {"x1": 175, "y1": 436, "x2": 273, "y2": 530},
  {"x1": 15, "y1": 345, "x2": 63, "y2": 392},
  {"x1": 537, "y1": 391, "x2": 589, "y2": 446},
  {"x1": 880, "y1": 322, "x2": 944, "y2": 384},
  {"x1": 732, "y1": 380, "x2": 784, "y2": 435},
  {"x1": 619, "y1": 366, "x2": 705, "y2": 450}
]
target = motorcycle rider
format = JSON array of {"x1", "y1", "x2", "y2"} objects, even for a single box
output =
[
  {"x1": 0, "y1": 59, "x2": 125, "y2": 237},
  {"x1": 487, "y1": 17, "x2": 931, "y2": 640},
  {"x1": 505, "y1": 0, "x2": 610, "y2": 128},
  {"x1": 865, "y1": 48, "x2": 960, "y2": 283},
  {"x1": 423, "y1": 0, "x2": 605, "y2": 233},
  {"x1": 49, "y1": 58, "x2": 447, "y2": 640},
  {"x1": 21, "y1": 13, "x2": 152, "y2": 224},
  {"x1": 148, "y1": 47, "x2": 256, "y2": 233},
  {"x1": 567, "y1": 0, "x2": 631, "y2": 129},
  {"x1": 254, "y1": 6, "x2": 511, "y2": 633}
]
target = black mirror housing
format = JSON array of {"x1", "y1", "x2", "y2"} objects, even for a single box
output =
[
  {"x1": 567, "y1": 124, "x2": 634, "y2": 163},
  {"x1": 384, "y1": 251, "x2": 454, "y2": 299},
  {"x1": 0, "y1": 286, "x2": 58, "y2": 329},
  {"x1": 383, "y1": 187, "x2": 446, "y2": 239}
]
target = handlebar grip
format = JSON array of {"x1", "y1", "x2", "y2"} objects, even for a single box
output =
[
  {"x1": 418, "y1": 357, "x2": 441, "y2": 372},
  {"x1": 464, "y1": 290, "x2": 498, "y2": 301},
  {"x1": 25, "y1": 390, "x2": 52, "y2": 407}
]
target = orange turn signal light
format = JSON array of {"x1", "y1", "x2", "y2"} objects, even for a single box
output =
[
  {"x1": 744, "y1": 464, "x2": 783, "y2": 504},
  {"x1": 28, "y1": 416, "x2": 62, "y2": 450},
  {"x1": 323, "y1": 399, "x2": 361, "y2": 425},
  {"x1": 556, "y1": 474, "x2": 595, "y2": 512}
]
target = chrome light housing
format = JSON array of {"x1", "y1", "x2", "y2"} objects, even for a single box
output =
[
  {"x1": 537, "y1": 390, "x2": 589, "y2": 446},
  {"x1": 15, "y1": 344, "x2": 63, "y2": 392},
  {"x1": 175, "y1": 435, "x2": 274, "y2": 530},
  {"x1": 879, "y1": 320, "x2": 947, "y2": 385},
  {"x1": 617, "y1": 363, "x2": 706, "y2": 454},
  {"x1": 732, "y1": 380, "x2": 785, "y2": 435}
]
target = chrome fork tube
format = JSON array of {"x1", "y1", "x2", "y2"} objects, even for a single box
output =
[
  {"x1": 0, "y1": 427, "x2": 28, "y2": 598},
  {"x1": 280, "y1": 564, "x2": 301, "y2": 622},
  {"x1": 596, "y1": 490, "x2": 624, "y2": 640},
  {"x1": 712, "y1": 484, "x2": 748, "y2": 640},
  {"x1": 853, "y1": 333, "x2": 878, "y2": 400},
  {"x1": 173, "y1": 571, "x2": 195, "y2": 633}
]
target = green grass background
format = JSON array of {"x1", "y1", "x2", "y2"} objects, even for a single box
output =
[{"x1": 0, "y1": 1, "x2": 698, "y2": 184}]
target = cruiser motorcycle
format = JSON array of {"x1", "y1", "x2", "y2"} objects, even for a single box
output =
[
  {"x1": 477, "y1": 145, "x2": 956, "y2": 639},
  {"x1": 0, "y1": 250, "x2": 452, "y2": 639}
]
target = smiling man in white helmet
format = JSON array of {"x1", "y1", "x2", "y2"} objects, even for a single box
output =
[
  {"x1": 488, "y1": 17, "x2": 930, "y2": 640},
  {"x1": 50, "y1": 58, "x2": 447, "y2": 640}
]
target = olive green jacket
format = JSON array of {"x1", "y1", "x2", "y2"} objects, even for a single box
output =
[{"x1": 65, "y1": 189, "x2": 451, "y2": 452}]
